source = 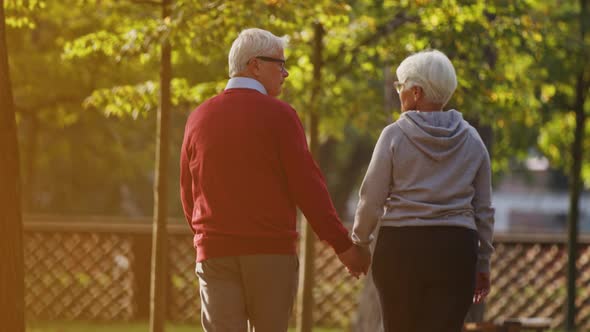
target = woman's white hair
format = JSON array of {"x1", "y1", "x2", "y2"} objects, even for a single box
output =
[
  {"x1": 228, "y1": 28, "x2": 288, "y2": 78},
  {"x1": 395, "y1": 49, "x2": 457, "y2": 105}
]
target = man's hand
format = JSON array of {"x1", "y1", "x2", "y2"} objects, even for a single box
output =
[
  {"x1": 473, "y1": 272, "x2": 490, "y2": 304},
  {"x1": 337, "y1": 244, "x2": 371, "y2": 279}
]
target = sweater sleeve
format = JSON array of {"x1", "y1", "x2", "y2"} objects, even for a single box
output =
[
  {"x1": 352, "y1": 127, "x2": 393, "y2": 247},
  {"x1": 278, "y1": 108, "x2": 352, "y2": 254},
  {"x1": 180, "y1": 125, "x2": 195, "y2": 234},
  {"x1": 472, "y1": 149, "x2": 495, "y2": 273}
]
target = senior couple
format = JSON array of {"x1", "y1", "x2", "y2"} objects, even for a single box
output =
[{"x1": 180, "y1": 28, "x2": 494, "y2": 332}]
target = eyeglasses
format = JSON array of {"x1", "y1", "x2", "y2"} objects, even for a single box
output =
[
  {"x1": 255, "y1": 56, "x2": 287, "y2": 71},
  {"x1": 393, "y1": 81, "x2": 405, "y2": 94}
]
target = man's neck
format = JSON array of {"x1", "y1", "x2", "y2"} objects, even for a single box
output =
[
  {"x1": 235, "y1": 74, "x2": 256, "y2": 80},
  {"x1": 225, "y1": 76, "x2": 267, "y2": 95}
]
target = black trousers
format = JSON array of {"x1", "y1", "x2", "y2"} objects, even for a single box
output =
[{"x1": 372, "y1": 226, "x2": 478, "y2": 332}]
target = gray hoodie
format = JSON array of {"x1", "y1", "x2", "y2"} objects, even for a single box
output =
[{"x1": 352, "y1": 109, "x2": 495, "y2": 273}]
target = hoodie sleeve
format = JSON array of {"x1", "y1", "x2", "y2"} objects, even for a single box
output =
[
  {"x1": 472, "y1": 147, "x2": 495, "y2": 273},
  {"x1": 352, "y1": 126, "x2": 394, "y2": 247}
]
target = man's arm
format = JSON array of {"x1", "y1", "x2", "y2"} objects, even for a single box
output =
[
  {"x1": 180, "y1": 127, "x2": 195, "y2": 234},
  {"x1": 277, "y1": 107, "x2": 352, "y2": 254}
]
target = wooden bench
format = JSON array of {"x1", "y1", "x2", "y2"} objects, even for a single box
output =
[
  {"x1": 463, "y1": 322, "x2": 500, "y2": 332},
  {"x1": 502, "y1": 317, "x2": 552, "y2": 332},
  {"x1": 463, "y1": 318, "x2": 552, "y2": 332}
]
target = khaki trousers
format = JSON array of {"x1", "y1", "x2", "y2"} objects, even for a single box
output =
[{"x1": 196, "y1": 255, "x2": 299, "y2": 332}]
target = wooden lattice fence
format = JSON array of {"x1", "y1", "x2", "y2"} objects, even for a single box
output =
[
  {"x1": 485, "y1": 234, "x2": 590, "y2": 329},
  {"x1": 21, "y1": 216, "x2": 590, "y2": 330},
  {"x1": 24, "y1": 229, "x2": 136, "y2": 320}
]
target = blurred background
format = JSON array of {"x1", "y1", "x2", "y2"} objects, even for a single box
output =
[{"x1": 3, "y1": 0, "x2": 589, "y2": 331}]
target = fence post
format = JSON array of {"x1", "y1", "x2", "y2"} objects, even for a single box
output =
[{"x1": 132, "y1": 233, "x2": 153, "y2": 319}]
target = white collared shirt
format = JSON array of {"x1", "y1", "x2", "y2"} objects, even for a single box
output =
[{"x1": 225, "y1": 77, "x2": 267, "y2": 95}]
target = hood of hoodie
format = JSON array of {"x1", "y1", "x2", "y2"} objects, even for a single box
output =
[{"x1": 397, "y1": 109, "x2": 470, "y2": 161}]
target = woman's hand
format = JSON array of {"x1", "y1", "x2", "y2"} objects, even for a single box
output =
[
  {"x1": 337, "y1": 244, "x2": 371, "y2": 279},
  {"x1": 473, "y1": 272, "x2": 490, "y2": 304}
]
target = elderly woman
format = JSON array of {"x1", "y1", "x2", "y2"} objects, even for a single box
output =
[{"x1": 352, "y1": 50, "x2": 495, "y2": 332}]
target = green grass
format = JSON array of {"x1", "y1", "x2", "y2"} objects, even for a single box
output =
[
  {"x1": 25, "y1": 321, "x2": 575, "y2": 332},
  {"x1": 27, "y1": 321, "x2": 342, "y2": 332},
  {"x1": 27, "y1": 321, "x2": 198, "y2": 332}
]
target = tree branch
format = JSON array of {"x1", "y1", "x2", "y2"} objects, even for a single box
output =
[
  {"x1": 14, "y1": 106, "x2": 30, "y2": 114},
  {"x1": 129, "y1": 0, "x2": 162, "y2": 6},
  {"x1": 15, "y1": 95, "x2": 83, "y2": 114},
  {"x1": 326, "y1": 12, "x2": 419, "y2": 80}
]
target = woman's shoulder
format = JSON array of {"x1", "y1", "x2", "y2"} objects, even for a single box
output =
[
  {"x1": 379, "y1": 122, "x2": 404, "y2": 139},
  {"x1": 383, "y1": 120, "x2": 404, "y2": 133},
  {"x1": 463, "y1": 124, "x2": 491, "y2": 159},
  {"x1": 464, "y1": 124, "x2": 486, "y2": 144},
  {"x1": 376, "y1": 122, "x2": 407, "y2": 150}
]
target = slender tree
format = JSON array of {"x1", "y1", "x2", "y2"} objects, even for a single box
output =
[
  {"x1": 0, "y1": 0, "x2": 25, "y2": 331},
  {"x1": 566, "y1": 0, "x2": 588, "y2": 329},
  {"x1": 296, "y1": 20, "x2": 324, "y2": 332},
  {"x1": 150, "y1": 0, "x2": 172, "y2": 331}
]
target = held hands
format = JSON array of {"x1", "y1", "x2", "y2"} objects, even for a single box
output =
[
  {"x1": 473, "y1": 272, "x2": 491, "y2": 304},
  {"x1": 337, "y1": 244, "x2": 371, "y2": 279}
]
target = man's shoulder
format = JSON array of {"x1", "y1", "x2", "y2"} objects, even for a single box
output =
[
  {"x1": 244, "y1": 92, "x2": 294, "y2": 111},
  {"x1": 220, "y1": 89, "x2": 293, "y2": 108},
  {"x1": 191, "y1": 91, "x2": 297, "y2": 120},
  {"x1": 270, "y1": 99, "x2": 297, "y2": 117},
  {"x1": 238, "y1": 92, "x2": 297, "y2": 117},
  {"x1": 189, "y1": 93, "x2": 219, "y2": 113}
]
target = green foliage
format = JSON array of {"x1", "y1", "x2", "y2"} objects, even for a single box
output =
[
  {"x1": 539, "y1": 113, "x2": 590, "y2": 187},
  {"x1": 6, "y1": 1, "x2": 166, "y2": 215},
  {"x1": 84, "y1": 79, "x2": 225, "y2": 119},
  {"x1": 6, "y1": 0, "x2": 590, "y2": 217},
  {"x1": 4, "y1": 0, "x2": 45, "y2": 28},
  {"x1": 533, "y1": 0, "x2": 590, "y2": 185}
]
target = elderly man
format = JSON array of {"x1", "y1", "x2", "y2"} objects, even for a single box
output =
[{"x1": 180, "y1": 28, "x2": 370, "y2": 332}]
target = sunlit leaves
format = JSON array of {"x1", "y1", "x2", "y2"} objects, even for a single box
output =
[
  {"x1": 541, "y1": 84, "x2": 557, "y2": 103},
  {"x1": 63, "y1": 30, "x2": 121, "y2": 59},
  {"x1": 83, "y1": 79, "x2": 225, "y2": 119},
  {"x1": 10, "y1": 0, "x2": 589, "y2": 189},
  {"x1": 538, "y1": 113, "x2": 590, "y2": 186},
  {"x1": 5, "y1": 15, "x2": 33, "y2": 28},
  {"x1": 84, "y1": 81, "x2": 157, "y2": 119},
  {"x1": 4, "y1": 0, "x2": 45, "y2": 28},
  {"x1": 4, "y1": 0, "x2": 44, "y2": 9},
  {"x1": 63, "y1": 18, "x2": 164, "y2": 62},
  {"x1": 530, "y1": 0, "x2": 589, "y2": 188}
]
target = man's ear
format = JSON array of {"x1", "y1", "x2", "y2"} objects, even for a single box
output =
[
  {"x1": 247, "y1": 58, "x2": 260, "y2": 77},
  {"x1": 412, "y1": 86, "x2": 423, "y2": 100}
]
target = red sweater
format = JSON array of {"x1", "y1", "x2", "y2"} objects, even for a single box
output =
[{"x1": 180, "y1": 88, "x2": 353, "y2": 262}]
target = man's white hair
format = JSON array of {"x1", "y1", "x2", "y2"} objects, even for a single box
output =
[
  {"x1": 228, "y1": 28, "x2": 288, "y2": 78},
  {"x1": 395, "y1": 49, "x2": 457, "y2": 105}
]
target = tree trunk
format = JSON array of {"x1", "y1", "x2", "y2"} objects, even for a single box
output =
[
  {"x1": 296, "y1": 21, "x2": 324, "y2": 332},
  {"x1": 22, "y1": 111, "x2": 39, "y2": 211},
  {"x1": 566, "y1": 2, "x2": 588, "y2": 330},
  {"x1": 0, "y1": 1, "x2": 26, "y2": 331},
  {"x1": 149, "y1": 1, "x2": 172, "y2": 331},
  {"x1": 566, "y1": 68, "x2": 586, "y2": 332}
]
